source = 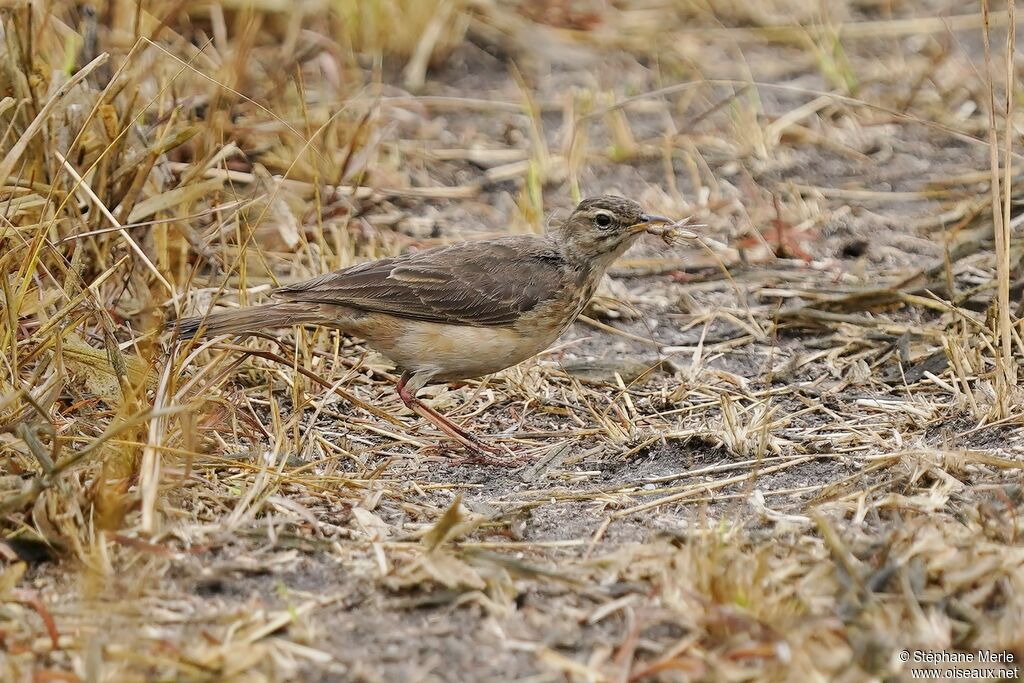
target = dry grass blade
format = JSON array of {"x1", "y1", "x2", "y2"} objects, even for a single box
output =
[
  {"x1": 2, "y1": 1, "x2": 1023, "y2": 681},
  {"x1": 0, "y1": 53, "x2": 109, "y2": 184}
]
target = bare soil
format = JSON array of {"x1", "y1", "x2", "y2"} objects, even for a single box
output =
[{"x1": 4, "y1": 1, "x2": 1024, "y2": 682}]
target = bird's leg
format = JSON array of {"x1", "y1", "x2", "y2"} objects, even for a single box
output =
[{"x1": 396, "y1": 371, "x2": 504, "y2": 457}]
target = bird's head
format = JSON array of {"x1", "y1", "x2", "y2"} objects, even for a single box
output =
[{"x1": 556, "y1": 195, "x2": 673, "y2": 267}]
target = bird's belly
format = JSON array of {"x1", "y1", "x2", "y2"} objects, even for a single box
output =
[{"x1": 367, "y1": 320, "x2": 553, "y2": 381}]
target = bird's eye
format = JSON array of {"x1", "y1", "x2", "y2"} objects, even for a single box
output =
[{"x1": 594, "y1": 212, "x2": 613, "y2": 228}]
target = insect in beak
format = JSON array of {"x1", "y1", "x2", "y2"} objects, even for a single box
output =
[
  {"x1": 633, "y1": 214, "x2": 701, "y2": 242},
  {"x1": 628, "y1": 214, "x2": 674, "y2": 234}
]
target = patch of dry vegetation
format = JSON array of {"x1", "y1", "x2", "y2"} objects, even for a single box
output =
[{"x1": 2, "y1": 0, "x2": 1024, "y2": 681}]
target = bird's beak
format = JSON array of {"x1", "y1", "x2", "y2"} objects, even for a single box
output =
[{"x1": 628, "y1": 214, "x2": 674, "y2": 234}]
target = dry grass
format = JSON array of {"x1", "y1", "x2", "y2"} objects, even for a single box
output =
[{"x1": 2, "y1": 0, "x2": 1024, "y2": 681}]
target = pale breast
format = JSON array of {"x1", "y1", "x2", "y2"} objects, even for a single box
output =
[{"x1": 368, "y1": 320, "x2": 551, "y2": 381}]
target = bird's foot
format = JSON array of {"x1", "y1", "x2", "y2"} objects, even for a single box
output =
[
  {"x1": 458, "y1": 444, "x2": 526, "y2": 467},
  {"x1": 431, "y1": 428, "x2": 525, "y2": 466},
  {"x1": 405, "y1": 398, "x2": 509, "y2": 460},
  {"x1": 417, "y1": 441, "x2": 522, "y2": 466},
  {"x1": 398, "y1": 376, "x2": 525, "y2": 465}
]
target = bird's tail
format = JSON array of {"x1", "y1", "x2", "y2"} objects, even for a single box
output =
[{"x1": 170, "y1": 302, "x2": 328, "y2": 340}]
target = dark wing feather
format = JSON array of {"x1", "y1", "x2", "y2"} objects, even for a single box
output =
[{"x1": 273, "y1": 237, "x2": 568, "y2": 327}]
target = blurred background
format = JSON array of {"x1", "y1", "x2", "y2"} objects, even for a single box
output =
[{"x1": 1, "y1": 1, "x2": 1023, "y2": 681}]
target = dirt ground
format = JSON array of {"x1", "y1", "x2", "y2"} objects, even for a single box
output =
[{"x1": 3, "y1": 1, "x2": 1024, "y2": 682}]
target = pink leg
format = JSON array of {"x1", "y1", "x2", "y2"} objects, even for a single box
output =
[{"x1": 396, "y1": 371, "x2": 504, "y2": 457}]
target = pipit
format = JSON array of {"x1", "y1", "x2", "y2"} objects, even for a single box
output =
[{"x1": 173, "y1": 196, "x2": 686, "y2": 456}]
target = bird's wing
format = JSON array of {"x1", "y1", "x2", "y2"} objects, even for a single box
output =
[{"x1": 272, "y1": 237, "x2": 569, "y2": 327}]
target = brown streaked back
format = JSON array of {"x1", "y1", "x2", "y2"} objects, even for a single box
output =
[{"x1": 273, "y1": 235, "x2": 574, "y2": 328}]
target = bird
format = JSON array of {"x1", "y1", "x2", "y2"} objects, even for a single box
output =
[{"x1": 172, "y1": 195, "x2": 677, "y2": 458}]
